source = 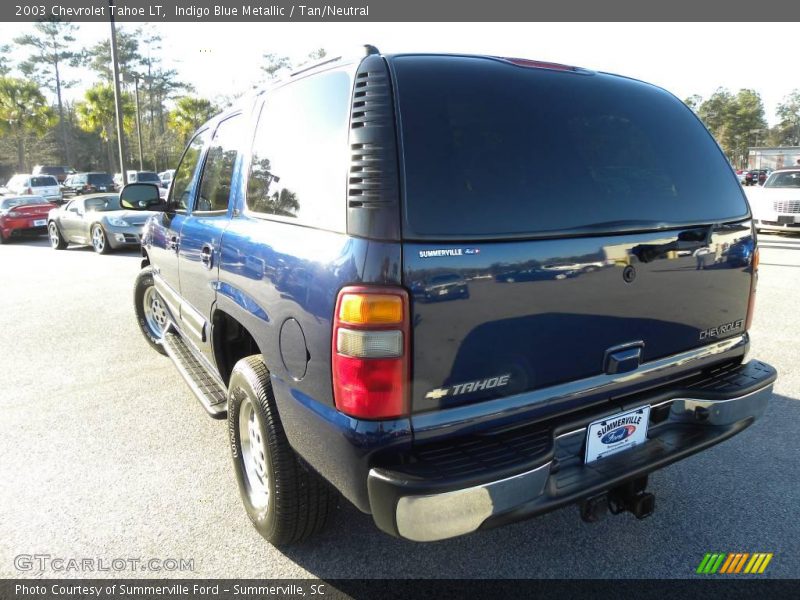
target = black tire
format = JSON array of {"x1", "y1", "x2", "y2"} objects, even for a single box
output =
[
  {"x1": 133, "y1": 267, "x2": 168, "y2": 355},
  {"x1": 0, "y1": 230, "x2": 5, "y2": 245},
  {"x1": 48, "y1": 221, "x2": 67, "y2": 250},
  {"x1": 228, "y1": 355, "x2": 336, "y2": 546},
  {"x1": 91, "y1": 224, "x2": 111, "y2": 254}
]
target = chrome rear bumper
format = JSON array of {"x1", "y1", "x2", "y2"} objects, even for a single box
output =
[{"x1": 368, "y1": 360, "x2": 776, "y2": 542}]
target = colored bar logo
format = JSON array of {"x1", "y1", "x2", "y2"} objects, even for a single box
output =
[{"x1": 696, "y1": 552, "x2": 773, "y2": 574}]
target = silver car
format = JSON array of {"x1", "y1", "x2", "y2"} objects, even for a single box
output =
[{"x1": 47, "y1": 193, "x2": 158, "y2": 254}]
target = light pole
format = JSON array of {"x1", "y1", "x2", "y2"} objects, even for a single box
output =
[
  {"x1": 133, "y1": 73, "x2": 144, "y2": 171},
  {"x1": 108, "y1": 0, "x2": 127, "y2": 178},
  {"x1": 749, "y1": 128, "x2": 763, "y2": 170}
]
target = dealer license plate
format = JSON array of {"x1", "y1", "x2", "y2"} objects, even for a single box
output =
[
  {"x1": 585, "y1": 405, "x2": 650, "y2": 464},
  {"x1": 33, "y1": 219, "x2": 47, "y2": 227}
]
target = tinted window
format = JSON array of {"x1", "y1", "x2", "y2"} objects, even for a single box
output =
[
  {"x1": 136, "y1": 172, "x2": 160, "y2": 183},
  {"x1": 394, "y1": 57, "x2": 749, "y2": 238},
  {"x1": 39, "y1": 167, "x2": 65, "y2": 176},
  {"x1": 88, "y1": 173, "x2": 113, "y2": 185},
  {"x1": 170, "y1": 131, "x2": 208, "y2": 211},
  {"x1": 246, "y1": 71, "x2": 350, "y2": 229},
  {"x1": 196, "y1": 115, "x2": 242, "y2": 212},
  {"x1": 31, "y1": 176, "x2": 57, "y2": 187}
]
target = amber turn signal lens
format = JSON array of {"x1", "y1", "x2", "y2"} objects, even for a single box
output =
[{"x1": 338, "y1": 294, "x2": 403, "y2": 325}]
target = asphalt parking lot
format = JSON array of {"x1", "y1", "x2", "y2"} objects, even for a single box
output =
[{"x1": 1, "y1": 233, "x2": 799, "y2": 580}]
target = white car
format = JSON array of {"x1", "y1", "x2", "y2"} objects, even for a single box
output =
[
  {"x1": 5, "y1": 174, "x2": 63, "y2": 204},
  {"x1": 748, "y1": 168, "x2": 800, "y2": 233}
]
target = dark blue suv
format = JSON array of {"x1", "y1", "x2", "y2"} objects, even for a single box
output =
[{"x1": 123, "y1": 48, "x2": 776, "y2": 545}]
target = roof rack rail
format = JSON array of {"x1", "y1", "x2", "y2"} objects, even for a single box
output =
[
  {"x1": 290, "y1": 55, "x2": 343, "y2": 77},
  {"x1": 289, "y1": 44, "x2": 380, "y2": 78}
]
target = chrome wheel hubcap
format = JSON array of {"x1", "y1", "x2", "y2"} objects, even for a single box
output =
[
  {"x1": 92, "y1": 227, "x2": 105, "y2": 252},
  {"x1": 142, "y1": 286, "x2": 168, "y2": 338},
  {"x1": 239, "y1": 398, "x2": 269, "y2": 508},
  {"x1": 48, "y1": 223, "x2": 60, "y2": 248}
]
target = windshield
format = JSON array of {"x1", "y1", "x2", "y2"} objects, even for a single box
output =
[
  {"x1": 1, "y1": 197, "x2": 50, "y2": 209},
  {"x1": 136, "y1": 172, "x2": 160, "y2": 183},
  {"x1": 765, "y1": 172, "x2": 800, "y2": 188},
  {"x1": 394, "y1": 56, "x2": 749, "y2": 238},
  {"x1": 84, "y1": 195, "x2": 121, "y2": 211}
]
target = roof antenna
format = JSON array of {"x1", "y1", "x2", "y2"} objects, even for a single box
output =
[{"x1": 364, "y1": 44, "x2": 380, "y2": 56}]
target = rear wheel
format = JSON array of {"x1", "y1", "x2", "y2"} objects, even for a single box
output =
[
  {"x1": 48, "y1": 222, "x2": 67, "y2": 250},
  {"x1": 133, "y1": 267, "x2": 168, "y2": 355},
  {"x1": 0, "y1": 231, "x2": 5, "y2": 245},
  {"x1": 228, "y1": 355, "x2": 336, "y2": 546},
  {"x1": 91, "y1": 224, "x2": 111, "y2": 254}
]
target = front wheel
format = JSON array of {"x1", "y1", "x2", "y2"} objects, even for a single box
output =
[
  {"x1": 48, "y1": 222, "x2": 67, "y2": 250},
  {"x1": 228, "y1": 356, "x2": 336, "y2": 546},
  {"x1": 91, "y1": 224, "x2": 111, "y2": 254},
  {"x1": 133, "y1": 267, "x2": 168, "y2": 355}
]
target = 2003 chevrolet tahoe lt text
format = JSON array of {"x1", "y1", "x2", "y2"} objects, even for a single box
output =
[{"x1": 120, "y1": 47, "x2": 776, "y2": 545}]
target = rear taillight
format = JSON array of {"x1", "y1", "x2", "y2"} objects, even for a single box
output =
[
  {"x1": 332, "y1": 286, "x2": 410, "y2": 419},
  {"x1": 26, "y1": 187, "x2": 33, "y2": 194},
  {"x1": 745, "y1": 247, "x2": 759, "y2": 331}
]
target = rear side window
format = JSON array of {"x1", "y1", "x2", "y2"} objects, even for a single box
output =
[
  {"x1": 196, "y1": 115, "x2": 242, "y2": 212},
  {"x1": 31, "y1": 176, "x2": 57, "y2": 187},
  {"x1": 393, "y1": 56, "x2": 749, "y2": 238},
  {"x1": 246, "y1": 70, "x2": 350, "y2": 230}
]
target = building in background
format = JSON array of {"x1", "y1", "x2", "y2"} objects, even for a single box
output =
[{"x1": 747, "y1": 146, "x2": 800, "y2": 170}]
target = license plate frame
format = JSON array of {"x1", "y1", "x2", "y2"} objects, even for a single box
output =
[
  {"x1": 33, "y1": 219, "x2": 47, "y2": 227},
  {"x1": 585, "y1": 405, "x2": 650, "y2": 464}
]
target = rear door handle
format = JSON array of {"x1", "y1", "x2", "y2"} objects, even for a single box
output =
[{"x1": 200, "y1": 244, "x2": 213, "y2": 269}]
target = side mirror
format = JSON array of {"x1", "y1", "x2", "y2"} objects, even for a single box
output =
[{"x1": 119, "y1": 183, "x2": 165, "y2": 210}]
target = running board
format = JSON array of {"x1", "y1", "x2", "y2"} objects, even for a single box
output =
[{"x1": 162, "y1": 330, "x2": 227, "y2": 419}]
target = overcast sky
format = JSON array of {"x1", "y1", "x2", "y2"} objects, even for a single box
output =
[{"x1": 1, "y1": 22, "x2": 794, "y2": 125}]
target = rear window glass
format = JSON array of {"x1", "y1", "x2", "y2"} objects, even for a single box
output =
[
  {"x1": 136, "y1": 172, "x2": 160, "y2": 183},
  {"x1": 88, "y1": 173, "x2": 113, "y2": 185},
  {"x1": 38, "y1": 167, "x2": 65, "y2": 175},
  {"x1": 31, "y1": 176, "x2": 57, "y2": 187},
  {"x1": 393, "y1": 56, "x2": 749, "y2": 238}
]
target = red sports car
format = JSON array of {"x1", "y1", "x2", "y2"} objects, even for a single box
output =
[{"x1": 0, "y1": 195, "x2": 57, "y2": 244}]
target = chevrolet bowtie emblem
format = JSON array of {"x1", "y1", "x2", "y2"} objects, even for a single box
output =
[{"x1": 425, "y1": 388, "x2": 449, "y2": 400}]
